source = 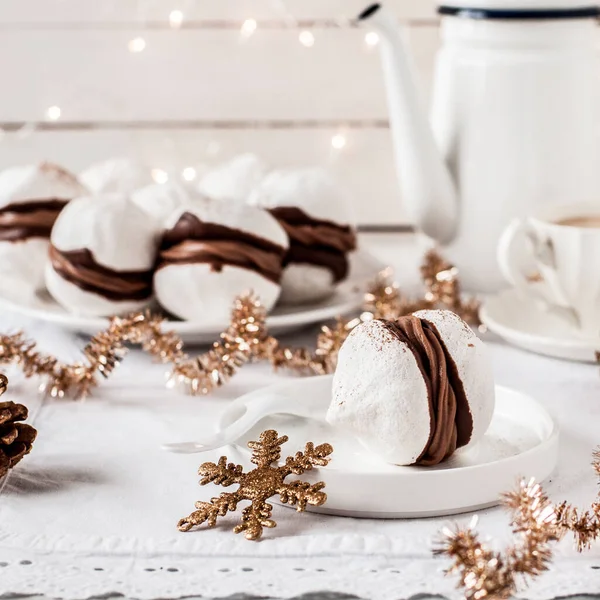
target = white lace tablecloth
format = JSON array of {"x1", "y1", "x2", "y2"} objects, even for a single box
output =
[{"x1": 1, "y1": 246, "x2": 600, "y2": 599}]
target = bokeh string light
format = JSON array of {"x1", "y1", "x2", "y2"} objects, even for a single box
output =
[
  {"x1": 240, "y1": 18, "x2": 258, "y2": 39},
  {"x1": 5, "y1": 3, "x2": 402, "y2": 168},
  {"x1": 45, "y1": 106, "x2": 62, "y2": 121},
  {"x1": 182, "y1": 167, "x2": 197, "y2": 181},
  {"x1": 298, "y1": 30, "x2": 315, "y2": 47},
  {"x1": 365, "y1": 31, "x2": 380, "y2": 46},
  {"x1": 169, "y1": 10, "x2": 184, "y2": 29},
  {"x1": 331, "y1": 133, "x2": 347, "y2": 150},
  {"x1": 151, "y1": 168, "x2": 169, "y2": 184},
  {"x1": 128, "y1": 36, "x2": 146, "y2": 53}
]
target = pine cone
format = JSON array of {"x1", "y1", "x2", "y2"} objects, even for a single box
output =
[{"x1": 0, "y1": 401, "x2": 37, "y2": 478}]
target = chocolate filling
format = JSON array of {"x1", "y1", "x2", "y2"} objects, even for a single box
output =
[
  {"x1": 381, "y1": 316, "x2": 473, "y2": 466},
  {"x1": 49, "y1": 245, "x2": 153, "y2": 302},
  {"x1": 268, "y1": 207, "x2": 357, "y2": 283},
  {"x1": 0, "y1": 200, "x2": 68, "y2": 242},
  {"x1": 157, "y1": 212, "x2": 286, "y2": 284}
]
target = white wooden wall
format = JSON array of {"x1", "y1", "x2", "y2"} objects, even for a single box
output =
[{"x1": 0, "y1": 1, "x2": 440, "y2": 227}]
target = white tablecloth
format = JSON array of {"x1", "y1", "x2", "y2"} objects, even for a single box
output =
[{"x1": 1, "y1": 241, "x2": 600, "y2": 599}]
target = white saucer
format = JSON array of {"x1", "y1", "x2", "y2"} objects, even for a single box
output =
[
  {"x1": 221, "y1": 375, "x2": 558, "y2": 518},
  {"x1": 0, "y1": 250, "x2": 383, "y2": 344},
  {"x1": 480, "y1": 287, "x2": 600, "y2": 363}
]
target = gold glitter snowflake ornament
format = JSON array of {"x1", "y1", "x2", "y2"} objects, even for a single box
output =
[{"x1": 178, "y1": 429, "x2": 333, "y2": 540}]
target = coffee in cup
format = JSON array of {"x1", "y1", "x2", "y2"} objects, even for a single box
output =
[{"x1": 553, "y1": 215, "x2": 600, "y2": 228}]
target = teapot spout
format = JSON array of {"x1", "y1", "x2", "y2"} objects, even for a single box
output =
[{"x1": 359, "y1": 4, "x2": 458, "y2": 243}]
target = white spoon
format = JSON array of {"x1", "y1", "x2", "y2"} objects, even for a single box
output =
[{"x1": 162, "y1": 390, "x2": 327, "y2": 454}]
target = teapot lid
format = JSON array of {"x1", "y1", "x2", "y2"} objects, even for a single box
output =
[{"x1": 439, "y1": 1, "x2": 599, "y2": 18}]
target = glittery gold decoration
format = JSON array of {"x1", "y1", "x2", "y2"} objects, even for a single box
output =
[
  {"x1": 554, "y1": 447, "x2": 600, "y2": 551},
  {"x1": 438, "y1": 448, "x2": 600, "y2": 599},
  {"x1": 422, "y1": 249, "x2": 481, "y2": 325},
  {"x1": 169, "y1": 294, "x2": 267, "y2": 395},
  {"x1": 0, "y1": 298, "x2": 261, "y2": 398},
  {"x1": 363, "y1": 267, "x2": 428, "y2": 320},
  {"x1": 0, "y1": 311, "x2": 184, "y2": 399},
  {"x1": 435, "y1": 478, "x2": 560, "y2": 600},
  {"x1": 364, "y1": 250, "x2": 480, "y2": 325},
  {"x1": 0, "y1": 373, "x2": 37, "y2": 478},
  {"x1": 178, "y1": 429, "x2": 333, "y2": 540},
  {"x1": 259, "y1": 317, "x2": 361, "y2": 376}
]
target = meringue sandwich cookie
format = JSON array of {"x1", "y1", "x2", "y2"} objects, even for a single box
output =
[
  {"x1": 132, "y1": 181, "x2": 195, "y2": 227},
  {"x1": 198, "y1": 153, "x2": 268, "y2": 204},
  {"x1": 0, "y1": 162, "x2": 88, "y2": 291},
  {"x1": 249, "y1": 168, "x2": 357, "y2": 305},
  {"x1": 328, "y1": 310, "x2": 495, "y2": 467},
  {"x1": 45, "y1": 194, "x2": 157, "y2": 316},
  {"x1": 154, "y1": 199, "x2": 288, "y2": 324},
  {"x1": 79, "y1": 157, "x2": 152, "y2": 195}
]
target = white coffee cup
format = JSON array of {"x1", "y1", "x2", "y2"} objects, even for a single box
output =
[{"x1": 497, "y1": 203, "x2": 600, "y2": 336}]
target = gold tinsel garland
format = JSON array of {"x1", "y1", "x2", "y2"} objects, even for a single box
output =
[
  {"x1": 0, "y1": 249, "x2": 478, "y2": 398},
  {"x1": 0, "y1": 312, "x2": 185, "y2": 398},
  {"x1": 0, "y1": 296, "x2": 263, "y2": 398},
  {"x1": 436, "y1": 478, "x2": 559, "y2": 600},
  {"x1": 555, "y1": 447, "x2": 600, "y2": 552},
  {"x1": 168, "y1": 294, "x2": 267, "y2": 395},
  {"x1": 438, "y1": 449, "x2": 600, "y2": 599}
]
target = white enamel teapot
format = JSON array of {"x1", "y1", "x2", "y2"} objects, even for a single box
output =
[{"x1": 360, "y1": 1, "x2": 600, "y2": 292}]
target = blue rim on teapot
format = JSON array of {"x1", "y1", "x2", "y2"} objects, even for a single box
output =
[{"x1": 438, "y1": 5, "x2": 600, "y2": 18}]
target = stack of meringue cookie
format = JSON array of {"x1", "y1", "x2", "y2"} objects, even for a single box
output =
[{"x1": 0, "y1": 156, "x2": 358, "y2": 326}]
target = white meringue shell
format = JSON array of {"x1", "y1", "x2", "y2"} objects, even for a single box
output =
[
  {"x1": 198, "y1": 154, "x2": 267, "y2": 204},
  {"x1": 278, "y1": 264, "x2": 335, "y2": 305},
  {"x1": 248, "y1": 166, "x2": 355, "y2": 226},
  {"x1": 131, "y1": 182, "x2": 195, "y2": 227},
  {"x1": 329, "y1": 319, "x2": 432, "y2": 465},
  {"x1": 0, "y1": 162, "x2": 87, "y2": 208},
  {"x1": 155, "y1": 264, "x2": 281, "y2": 325},
  {"x1": 79, "y1": 158, "x2": 151, "y2": 195},
  {"x1": 50, "y1": 193, "x2": 158, "y2": 271}
]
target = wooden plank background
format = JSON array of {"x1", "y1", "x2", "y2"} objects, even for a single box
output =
[
  {"x1": 0, "y1": 27, "x2": 439, "y2": 122},
  {"x1": 0, "y1": 0, "x2": 441, "y2": 226},
  {"x1": 0, "y1": 1, "x2": 438, "y2": 24}
]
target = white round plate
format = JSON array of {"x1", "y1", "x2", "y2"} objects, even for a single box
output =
[
  {"x1": 222, "y1": 375, "x2": 559, "y2": 518},
  {"x1": 0, "y1": 250, "x2": 383, "y2": 344},
  {"x1": 480, "y1": 287, "x2": 600, "y2": 363}
]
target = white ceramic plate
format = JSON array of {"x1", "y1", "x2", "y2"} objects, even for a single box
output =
[
  {"x1": 0, "y1": 250, "x2": 384, "y2": 344},
  {"x1": 221, "y1": 375, "x2": 559, "y2": 518},
  {"x1": 480, "y1": 287, "x2": 600, "y2": 363}
]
